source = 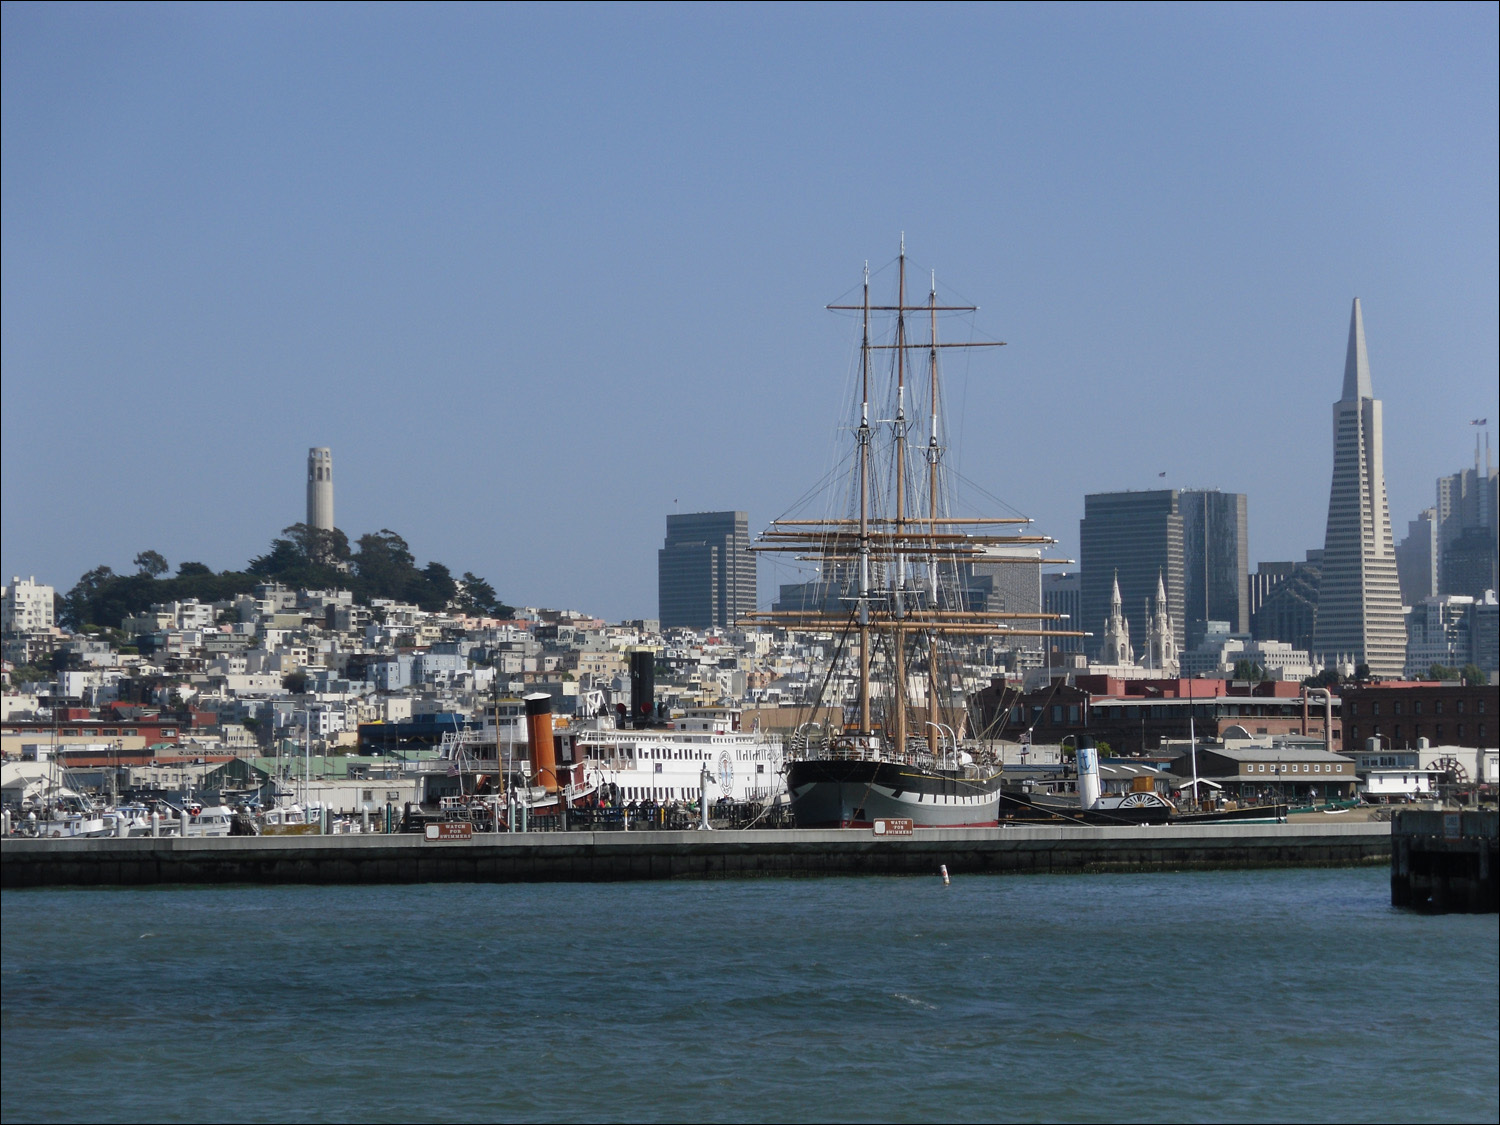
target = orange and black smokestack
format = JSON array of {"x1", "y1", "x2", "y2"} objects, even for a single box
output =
[{"x1": 525, "y1": 693, "x2": 558, "y2": 793}]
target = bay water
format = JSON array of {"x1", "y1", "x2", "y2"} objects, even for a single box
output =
[{"x1": 2, "y1": 866, "x2": 1496, "y2": 1123}]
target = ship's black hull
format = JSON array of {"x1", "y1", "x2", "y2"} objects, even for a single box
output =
[
  {"x1": 999, "y1": 792, "x2": 1289, "y2": 826},
  {"x1": 787, "y1": 758, "x2": 1004, "y2": 828}
]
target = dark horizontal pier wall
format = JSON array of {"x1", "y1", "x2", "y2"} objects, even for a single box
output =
[
  {"x1": 1391, "y1": 810, "x2": 1498, "y2": 913},
  {"x1": 2, "y1": 823, "x2": 1390, "y2": 888}
]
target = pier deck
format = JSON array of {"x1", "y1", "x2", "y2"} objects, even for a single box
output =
[{"x1": 2, "y1": 821, "x2": 1390, "y2": 888}]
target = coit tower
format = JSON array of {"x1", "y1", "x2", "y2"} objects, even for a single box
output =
[{"x1": 307, "y1": 447, "x2": 334, "y2": 531}]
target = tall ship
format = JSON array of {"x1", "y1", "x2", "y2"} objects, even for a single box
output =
[{"x1": 744, "y1": 242, "x2": 1077, "y2": 828}]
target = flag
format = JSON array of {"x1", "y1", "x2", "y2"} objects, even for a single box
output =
[
  {"x1": 1472, "y1": 418, "x2": 1488, "y2": 425},
  {"x1": 1158, "y1": 471, "x2": 1166, "y2": 478}
]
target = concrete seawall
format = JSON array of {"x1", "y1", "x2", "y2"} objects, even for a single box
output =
[
  {"x1": 1, "y1": 821, "x2": 1391, "y2": 887},
  {"x1": 1391, "y1": 809, "x2": 1497, "y2": 913}
]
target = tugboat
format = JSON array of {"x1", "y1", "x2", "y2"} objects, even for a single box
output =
[{"x1": 743, "y1": 242, "x2": 1080, "y2": 828}]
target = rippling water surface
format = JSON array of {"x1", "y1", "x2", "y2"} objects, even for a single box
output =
[{"x1": 3, "y1": 867, "x2": 1496, "y2": 1123}]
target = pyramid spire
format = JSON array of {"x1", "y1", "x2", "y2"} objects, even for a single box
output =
[
  {"x1": 1316, "y1": 299, "x2": 1405, "y2": 676},
  {"x1": 1341, "y1": 298, "x2": 1373, "y2": 402}
]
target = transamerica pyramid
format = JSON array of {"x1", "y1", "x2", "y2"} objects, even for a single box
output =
[{"x1": 1312, "y1": 299, "x2": 1407, "y2": 677}]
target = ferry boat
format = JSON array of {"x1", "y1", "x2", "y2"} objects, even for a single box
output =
[
  {"x1": 410, "y1": 693, "x2": 784, "y2": 827},
  {"x1": 744, "y1": 242, "x2": 1079, "y2": 828},
  {"x1": 572, "y1": 706, "x2": 784, "y2": 806}
]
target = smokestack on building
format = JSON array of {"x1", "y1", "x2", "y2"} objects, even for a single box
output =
[
  {"x1": 629, "y1": 650, "x2": 656, "y2": 729},
  {"x1": 524, "y1": 693, "x2": 558, "y2": 793},
  {"x1": 307, "y1": 447, "x2": 334, "y2": 531}
]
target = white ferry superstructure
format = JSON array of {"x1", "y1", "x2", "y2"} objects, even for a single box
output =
[{"x1": 569, "y1": 708, "x2": 785, "y2": 805}]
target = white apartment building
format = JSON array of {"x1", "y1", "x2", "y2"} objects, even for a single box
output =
[{"x1": 2, "y1": 577, "x2": 56, "y2": 634}]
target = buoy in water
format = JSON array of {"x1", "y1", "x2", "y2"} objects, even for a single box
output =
[{"x1": 939, "y1": 864, "x2": 950, "y2": 886}]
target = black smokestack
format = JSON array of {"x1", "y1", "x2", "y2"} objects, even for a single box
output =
[{"x1": 630, "y1": 650, "x2": 655, "y2": 729}]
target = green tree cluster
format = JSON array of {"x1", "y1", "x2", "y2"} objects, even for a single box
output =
[
  {"x1": 1303, "y1": 668, "x2": 1342, "y2": 689},
  {"x1": 1420, "y1": 663, "x2": 1486, "y2": 684},
  {"x1": 61, "y1": 526, "x2": 512, "y2": 631},
  {"x1": 61, "y1": 561, "x2": 259, "y2": 631},
  {"x1": 1232, "y1": 659, "x2": 1267, "y2": 682}
]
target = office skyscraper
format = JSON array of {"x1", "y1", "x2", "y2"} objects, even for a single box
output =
[
  {"x1": 1180, "y1": 489, "x2": 1250, "y2": 641},
  {"x1": 1312, "y1": 299, "x2": 1405, "y2": 676},
  {"x1": 1080, "y1": 490, "x2": 1184, "y2": 661},
  {"x1": 1042, "y1": 572, "x2": 1082, "y2": 654},
  {"x1": 1435, "y1": 436, "x2": 1498, "y2": 600},
  {"x1": 307, "y1": 447, "x2": 334, "y2": 531},
  {"x1": 1395, "y1": 509, "x2": 1440, "y2": 606},
  {"x1": 658, "y1": 511, "x2": 756, "y2": 630}
]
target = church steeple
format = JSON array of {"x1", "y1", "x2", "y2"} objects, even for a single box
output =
[
  {"x1": 1099, "y1": 571, "x2": 1134, "y2": 666},
  {"x1": 1143, "y1": 571, "x2": 1180, "y2": 676}
]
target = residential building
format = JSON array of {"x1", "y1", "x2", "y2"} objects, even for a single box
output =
[
  {"x1": 1312, "y1": 299, "x2": 1406, "y2": 676},
  {"x1": 2, "y1": 576, "x2": 55, "y2": 635}
]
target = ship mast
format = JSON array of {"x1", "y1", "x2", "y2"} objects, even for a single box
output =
[
  {"x1": 743, "y1": 240, "x2": 1084, "y2": 756},
  {"x1": 925, "y1": 271, "x2": 945, "y2": 747},
  {"x1": 857, "y1": 263, "x2": 872, "y2": 737},
  {"x1": 891, "y1": 239, "x2": 909, "y2": 758}
]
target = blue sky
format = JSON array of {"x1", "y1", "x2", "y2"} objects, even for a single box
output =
[{"x1": 3, "y1": 3, "x2": 1496, "y2": 620}]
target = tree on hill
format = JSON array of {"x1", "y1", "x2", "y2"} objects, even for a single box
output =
[
  {"x1": 59, "y1": 524, "x2": 513, "y2": 629},
  {"x1": 61, "y1": 565, "x2": 116, "y2": 629},
  {"x1": 249, "y1": 524, "x2": 350, "y2": 591},
  {"x1": 455, "y1": 572, "x2": 513, "y2": 618},
  {"x1": 353, "y1": 529, "x2": 416, "y2": 592}
]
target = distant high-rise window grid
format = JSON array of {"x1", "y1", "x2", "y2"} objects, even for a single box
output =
[
  {"x1": 657, "y1": 511, "x2": 756, "y2": 630},
  {"x1": 1079, "y1": 489, "x2": 1247, "y2": 661}
]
